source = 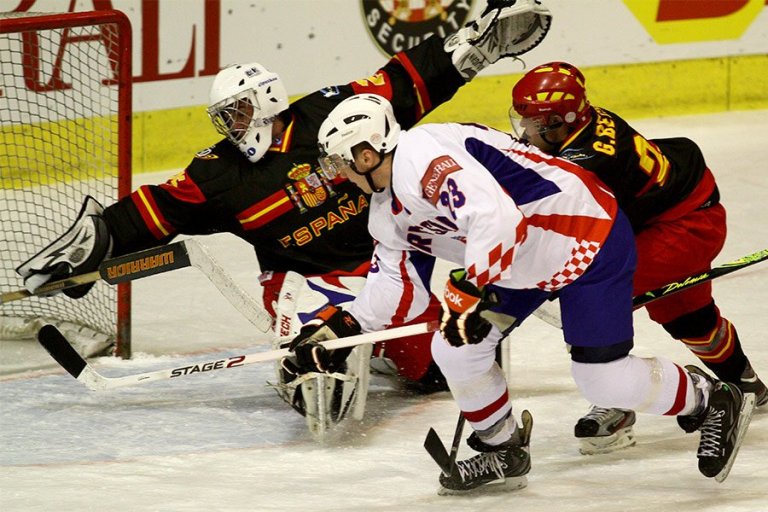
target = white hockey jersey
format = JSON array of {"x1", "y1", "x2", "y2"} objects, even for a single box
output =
[{"x1": 348, "y1": 123, "x2": 618, "y2": 333}]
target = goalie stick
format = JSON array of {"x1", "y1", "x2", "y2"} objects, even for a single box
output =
[
  {"x1": 37, "y1": 321, "x2": 439, "y2": 391},
  {"x1": 2, "y1": 239, "x2": 273, "y2": 333},
  {"x1": 1, "y1": 242, "x2": 191, "y2": 303},
  {"x1": 36, "y1": 247, "x2": 767, "y2": 389}
]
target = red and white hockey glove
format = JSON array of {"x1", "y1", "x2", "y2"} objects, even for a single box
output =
[
  {"x1": 440, "y1": 269, "x2": 498, "y2": 346},
  {"x1": 280, "y1": 305, "x2": 362, "y2": 376}
]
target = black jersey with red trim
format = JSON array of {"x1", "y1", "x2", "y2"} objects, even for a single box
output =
[
  {"x1": 555, "y1": 106, "x2": 711, "y2": 231},
  {"x1": 103, "y1": 36, "x2": 465, "y2": 275}
]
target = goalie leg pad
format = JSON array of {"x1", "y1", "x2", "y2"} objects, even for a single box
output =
[
  {"x1": 274, "y1": 343, "x2": 372, "y2": 439},
  {"x1": 15, "y1": 195, "x2": 112, "y2": 298},
  {"x1": 268, "y1": 273, "x2": 373, "y2": 438}
]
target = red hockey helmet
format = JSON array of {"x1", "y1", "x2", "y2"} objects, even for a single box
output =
[{"x1": 510, "y1": 62, "x2": 591, "y2": 136}]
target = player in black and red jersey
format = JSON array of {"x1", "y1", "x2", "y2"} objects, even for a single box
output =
[
  {"x1": 509, "y1": 61, "x2": 766, "y2": 454},
  {"x1": 16, "y1": 1, "x2": 552, "y2": 434}
]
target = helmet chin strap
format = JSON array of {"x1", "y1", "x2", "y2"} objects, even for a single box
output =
[
  {"x1": 355, "y1": 150, "x2": 390, "y2": 193},
  {"x1": 539, "y1": 122, "x2": 573, "y2": 150},
  {"x1": 540, "y1": 130, "x2": 561, "y2": 148}
]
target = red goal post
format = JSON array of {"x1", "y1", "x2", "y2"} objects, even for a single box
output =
[{"x1": 0, "y1": 10, "x2": 133, "y2": 358}]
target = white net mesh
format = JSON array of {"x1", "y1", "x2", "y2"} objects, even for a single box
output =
[{"x1": 1, "y1": 11, "x2": 130, "y2": 346}]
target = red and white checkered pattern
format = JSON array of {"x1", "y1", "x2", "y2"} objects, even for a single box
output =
[
  {"x1": 537, "y1": 240, "x2": 600, "y2": 291},
  {"x1": 467, "y1": 243, "x2": 515, "y2": 287}
]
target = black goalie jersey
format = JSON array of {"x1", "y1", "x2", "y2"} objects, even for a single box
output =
[{"x1": 103, "y1": 37, "x2": 465, "y2": 275}]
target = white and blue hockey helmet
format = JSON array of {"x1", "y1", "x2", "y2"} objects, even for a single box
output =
[
  {"x1": 207, "y1": 62, "x2": 289, "y2": 163},
  {"x1": 317, "y1": 93, "x2": 401, "y2": 173}
]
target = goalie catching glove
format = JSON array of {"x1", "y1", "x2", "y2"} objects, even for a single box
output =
[
  {"x1": 280, "y1": 305, "x2": 362, "y2": 376},
  {"x1": 444, "y1": 0, "x2": 552, "y2": 80},
  {"x1": 440, "y1": 269, "x2": 499, "y2": 346},
  {"x1": 15, "y1": 195, "x2": 113, "y2": 299}
]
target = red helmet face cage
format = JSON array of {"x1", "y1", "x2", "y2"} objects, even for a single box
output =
[{"x1": 511, "y1": 62, "x2": 590, "y2": 132}]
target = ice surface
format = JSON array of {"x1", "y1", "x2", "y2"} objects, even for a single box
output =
[{"x1": 1, "y1": 111, "x2": 766, "y2": 512}]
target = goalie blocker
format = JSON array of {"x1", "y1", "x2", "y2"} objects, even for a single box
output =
[
  {"x1": 6, "y1": 234, "x2": 273, "y2": 334},
  {"x1": 16, "y1": 196, "x2": 112, "y2": 299}
]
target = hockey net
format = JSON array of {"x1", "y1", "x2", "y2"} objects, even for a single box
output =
[{"x1": 0, "y1": 10, "x2": 132, "y2": 358}]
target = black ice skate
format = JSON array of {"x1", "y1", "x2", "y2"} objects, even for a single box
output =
[
  {"x1": 574, "y1": 406, "x2": 636, "y2": 455},
  {"x1": 438, "y1": 410, "x2": 532, "y2": 495},
  {"x1": 738, "y1": 361, "x2": 767, "y2": 407},
  {"x1": 678, "y1": 370, "x2": 756, "y2": 482},
  {"x1": 677, "y1": 365, "x2": 715, "y2": 434}
]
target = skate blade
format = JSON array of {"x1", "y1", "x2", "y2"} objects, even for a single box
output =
[
  {"x1": 437, "y1": 475, "x2": 527, "y2": 496},
  {"x1": 578, "y1": 426, "x2": 636, "y2": 455},
  {"x1": 714, "y1": 392, "x2": 756, "y2": 483}
]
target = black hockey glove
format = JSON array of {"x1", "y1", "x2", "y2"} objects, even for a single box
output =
[
  {"x1": 280, "y1": 305, "x2": 362, "y2": 377},
  {"x1": 440, "y1": 269, "x2": 499, "y2": 346}
]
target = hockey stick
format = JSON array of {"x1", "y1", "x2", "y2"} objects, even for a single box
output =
[
  {"x1": 37, "y1": 321, "x2": 439, "y2": 391},
  {"x1": 632, "y1": 247, "x2": 768, "y2": 308},
  {"x1": 424, "y1": 413, "x2": 466, "y2": 476},
  {"x1": 1, "y1": 242, "x2": 191, "y2": 303},
  {"x1": 425, "y1": 410, "x2": 534, "y2": 484},
  {"x1": 36, "y1": 247, "x2": 768, "y2": 386},
  {"x1": 182, "y1": 239, "x2": 272, "y2": 332},
  {"x1": 2, "y1": 239, "x2": 273, "y2": 333},
  {"x1": 530, "y1": 247, "x2": 768, "y2": 330}
]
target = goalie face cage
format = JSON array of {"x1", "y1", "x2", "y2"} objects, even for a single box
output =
[{"x1": 0, "y1": 10, "x2": 132, "y2": 358}]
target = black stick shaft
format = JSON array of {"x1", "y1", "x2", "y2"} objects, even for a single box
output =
[{"x1": 633, "y1": 248, "x2": 767, "y2": 309}]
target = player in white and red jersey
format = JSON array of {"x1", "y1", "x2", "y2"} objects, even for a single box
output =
[{"x1": 281, "y1": 94, "x2": 755, "y2": 494}]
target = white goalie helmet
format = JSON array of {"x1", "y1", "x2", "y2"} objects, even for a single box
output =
[
  {"x1": 207, "y1": 62, "x2": 289, "y2": 163},
  {"x1": 317, "y1": 93, "x2": 401, "y2": 174}
]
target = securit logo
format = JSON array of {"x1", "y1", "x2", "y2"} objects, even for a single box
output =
[
  {"x1": 623, "y1": 0, "x2": 766, "y2": 43},
  {"x1": 361, "y1": 0, "x2": 474, "y2": 56}
]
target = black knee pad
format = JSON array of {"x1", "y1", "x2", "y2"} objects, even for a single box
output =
[
  {"x1": 570, "y1": 339, "x2": 633, "y2": 364},
  {"x1": 661, "y1": 300, "x2": 717, "y2": 340}
]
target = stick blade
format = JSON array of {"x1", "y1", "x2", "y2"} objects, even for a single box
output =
[
  {"x1": 37, "y1": 324, "x2": 87, "y2": 379},
  {"x1": 424, "y1": 427, "x2": 452, "y2": 475}
]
